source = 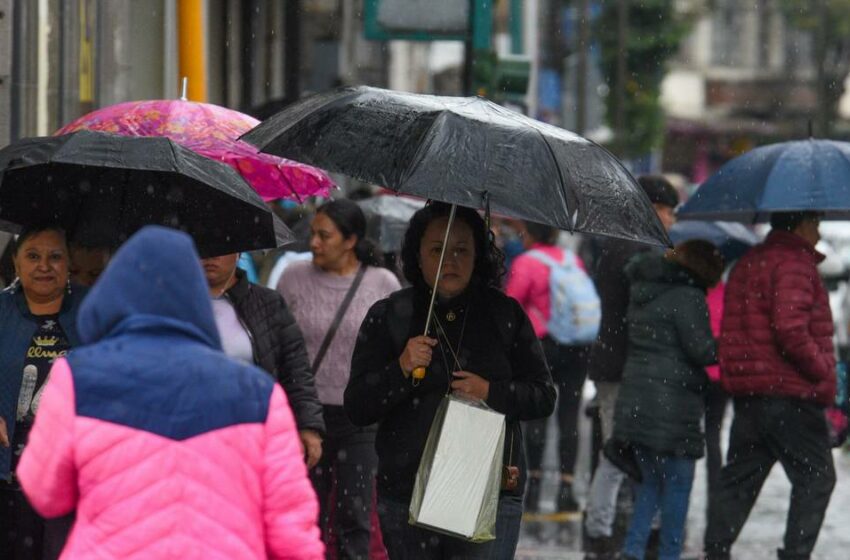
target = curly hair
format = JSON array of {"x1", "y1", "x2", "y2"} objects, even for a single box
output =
[{"x1": 401, "y1": 202, "x2": 505, "y2": 290}]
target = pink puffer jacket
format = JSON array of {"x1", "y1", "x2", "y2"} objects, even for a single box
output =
[{"x1": 18, "y1": 359, "x2": 323, "y2": 560}]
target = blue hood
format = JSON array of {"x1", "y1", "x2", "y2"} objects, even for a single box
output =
[
  {"x1": 77, "y1": 226, "x2": 220, "y2": 349},
  {"x1": 67, "y1": 226, "x2": 272, "y2": 441}
]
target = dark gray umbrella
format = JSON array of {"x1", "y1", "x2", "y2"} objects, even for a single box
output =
[
  {"x1": 0, "y1": 130, "x2": 294, "y2": 257},
  {"x1": 242, "y1": 86, "x2": 669, "y2": 247},
  {"x1": 357, "y1": 195, "x2": 425, "y2": 253}
]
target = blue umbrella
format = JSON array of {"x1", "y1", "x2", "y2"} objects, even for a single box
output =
[
  {"x1": 678, "y1": 139, "x2": 850, "y2": 223},
  {"x1": 669, "y1": 220, "x2": 761, "y2": 262}
]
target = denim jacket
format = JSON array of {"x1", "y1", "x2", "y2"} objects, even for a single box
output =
[{"x1": 0, "y1": 285, "x2": 87, "y2": 479}]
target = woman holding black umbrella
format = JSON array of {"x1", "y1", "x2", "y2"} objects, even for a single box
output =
[
  {"x1": 345, "y1": 203, "x2": 556, "y2": 559},
  {"x1": 0, "y1": 225, "x2": 87, "y2": 559}
]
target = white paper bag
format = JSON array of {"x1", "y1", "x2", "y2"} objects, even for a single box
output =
[{"x1": 409, "y1": 395, "x2": 506, "y2": 542}]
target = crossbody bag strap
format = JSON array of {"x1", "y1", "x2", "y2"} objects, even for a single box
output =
[{"x1": 311, "y1": 265, "x2": 367, "y2": 374}]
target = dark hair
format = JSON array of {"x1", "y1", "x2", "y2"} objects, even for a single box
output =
[
  {"x1": 769, "y1": 211, "x2": 822, "y2": 233},
  {"x1": 316, "y1": 199, "x2": 382, "y2": 267},
  {"x1": 12, "y1": 224, "x2": 68, "y2": 256},
  {"x1": 637, "y1": 175, "x2": 679, "y2": 208},
  {"x1": 401, "y1": 202, "x2": 505, "y2": 289},
  {"x1": 669, "y1": 239, "x2": 724, "y2": 289},
  {"x1": 523, "y1": 221, "x2": 558, "y2": 245}
]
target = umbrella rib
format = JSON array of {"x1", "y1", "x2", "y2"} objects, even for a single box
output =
[{"x1": 532, "y1": 128, "x2": 573, "y2": 233}]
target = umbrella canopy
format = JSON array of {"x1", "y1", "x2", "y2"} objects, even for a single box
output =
[
  {"x1": 678, "y1": 139, "x2": 850, "y2": 223},
  {"x1": 0, "y1": 130, "x2": 294, "y2": 257},
  {"x1": 668, "y1": 220, "x2": 761, "y2": 262},
  {"x1": 242, "y1": 86, "x2": 669, "y2": 247},
  {"x1": 56, "y1": 99, "x2": 334, "y2": 202},
  {"x1": 357, "y1": 195, "x2": 425, "y2": 253}
]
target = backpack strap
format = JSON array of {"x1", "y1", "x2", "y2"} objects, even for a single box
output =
[{"x1": 526, "y1": 249, "x2": 563, "y2": 269}]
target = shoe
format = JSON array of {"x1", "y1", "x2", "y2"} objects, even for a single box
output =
[
  {"x1": 557, "y1": 479, "x2": 580, "y2": 513},
  {"x1": 644, "y1": 527, "x2": 660, "y2": 559},
  {"x1": 524, "y1": 475, "x2": 541, "y2": 513},
  {"x1": 583, "y1": 534, "x2": 620, "y2": 559}
]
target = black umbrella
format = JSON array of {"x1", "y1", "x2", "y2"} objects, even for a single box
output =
[
  {"x1": 242, "y1": 85, "x2": 669, "y2": 247},
  {"x1": 357, "y1": 195, "x2": 425, "y2": 253},
  {"x1": 0, "y1": 130, "x2": 294, "y2": 257},
  {"x1": 244, "y1": 86, "x2": 670, "y2": 384}
]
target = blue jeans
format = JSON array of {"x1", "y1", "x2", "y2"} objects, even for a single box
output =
[
  {"x1": 377, "y1": 493, "x2": 523, "y2": 560},
  {"x1": 623, "y1": 448, "x2": 695, "y2": 560}
]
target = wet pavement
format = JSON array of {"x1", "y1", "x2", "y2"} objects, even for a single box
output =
[{"x1": 515, "y1": 393, "x2": 850, "y2": 560}]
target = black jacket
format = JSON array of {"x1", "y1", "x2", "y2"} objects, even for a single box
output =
[
  {"x1": 613, "y1": 253, "x2": 716, "y2": 458},
  {"x1": 586, "y1": 237, "x2": 656, "y2": 383},
  {"x1": 225, "y1": 272, "x2": 325, "y2": 435},
  {"x1": 345, "y1": 285, "x2": 556, "y2": 502}
]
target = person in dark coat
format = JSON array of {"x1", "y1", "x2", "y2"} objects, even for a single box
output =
[
  {"x1": 704, "y1": 212, "x2": 836, "y2": 560},
  {"x1": 200, "y1": 253, "x2": 325, "y2": 467},
  {"x1": 583, "y1": 175, "x2": 679, "y2": 556},
  {"x1": 345, "y1": 203, "x2": 556, "y2": 559},
  {"x1": 612, "y1": 240, "x2": 722, "y2": 560}
]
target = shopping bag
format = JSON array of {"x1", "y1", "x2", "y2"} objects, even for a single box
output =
[{"x1": 409, "y1": 395, "x2": 506, "y2": 542}]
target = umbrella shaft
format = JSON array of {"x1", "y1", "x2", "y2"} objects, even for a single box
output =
[{"x1": 422, "y1": 204, "x2": 458, "y2": 337}]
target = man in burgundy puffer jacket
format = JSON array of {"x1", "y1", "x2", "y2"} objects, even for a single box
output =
[{"x1": 704, "y1": 211, "x2": 837, "y2": 560}]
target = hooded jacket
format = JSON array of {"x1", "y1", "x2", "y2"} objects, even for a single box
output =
[
  {"x1": 720, "y1": 230, "x2": 836, "y2": 406},
  {"x1": 613, "y1": 253, "x2": 716, "y2": 458},
  {"x1": 224, "y1": 270, "x2": 325, "y2": 435},
  {"x1": 17, "y1": 226, "x2": 322, "y2": 560}
]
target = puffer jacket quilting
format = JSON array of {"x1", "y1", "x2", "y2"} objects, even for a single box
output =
[
  {"x1": 16, "y1": 227, "x2": 323, "y2": 560},
  {"x1": 720, "y1": 230, "x2": 836, "y2": 406},
  {"x1": 613, "y1": 253, "x2": 716, "y2": 458}
]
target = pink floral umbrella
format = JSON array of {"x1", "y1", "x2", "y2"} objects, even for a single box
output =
[{"x1": 56, "y1": 99, "x2": 334, "y2": 202}]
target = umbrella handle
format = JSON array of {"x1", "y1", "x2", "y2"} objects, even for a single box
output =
[{"x1": 410, "y1": 204, "x2": 457, "y2": 387}]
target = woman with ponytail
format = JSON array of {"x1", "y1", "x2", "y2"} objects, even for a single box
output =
[{"x1": 279, "y1": 198, "x2": 400, "y2": 559}]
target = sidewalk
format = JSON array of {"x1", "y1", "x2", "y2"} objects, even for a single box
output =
[{"x1": 515, "y1": 396, "x2": 850, "y2": 559}]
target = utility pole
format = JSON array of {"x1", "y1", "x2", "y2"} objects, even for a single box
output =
[
  {"x1": 284, "y1": 0, "x2": 301, "y2": 103},
  {"x1": 615, "y1": 0, "x2": 628, "y2": 156},
  {"x1": 0, "y1": 0, "x2": 13, "y2": 145},
  {"x1": 576, "y1": 0, "x2": 589, "y2": 135}
]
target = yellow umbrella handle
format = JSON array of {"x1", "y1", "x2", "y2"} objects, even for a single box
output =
[{"x1": 412, "y1": 367, "x2": 427, "y2": 381}]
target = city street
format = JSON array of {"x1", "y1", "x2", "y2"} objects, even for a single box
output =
[{"x1": 515, "y1": 393, "x2": 850, "y2": 560}]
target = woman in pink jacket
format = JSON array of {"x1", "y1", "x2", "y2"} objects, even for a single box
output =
[{"x1": 17, "y1": 226, "x2": 323, "y2": 560}]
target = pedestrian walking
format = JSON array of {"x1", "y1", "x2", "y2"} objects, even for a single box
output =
[
  {"x1": 16, "y1": 226, "x2": 323, "y2": 559},
  {"x1": 345, "y1": 202, "x2": 556, "y2": 559},
  {"x1": 583, "y1": 175, "x2": 679, "y2": 559},
  {"x1": 279, "y1": 199, "x2": 400, "y2": 559},
  {"x1": 506, "y1": 221, "x2": 598, "y2": 515},
  {"x1": 612, "y1": 240, "x2": 722, "y2": 560},
  {"x1": 200, "y1": 251, "x2": 325, "y2": 468},
  {"x1": 0, "y1": 224, "x2": 87, "y2": 560},
  {"x1": 704, "y1": 211, "x2": 837, "y2": 560}
]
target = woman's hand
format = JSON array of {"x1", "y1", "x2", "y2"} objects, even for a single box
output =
[
  {"x1": 399, "y1": 336, "x2": 438, "y2": 378},
  {"x1": 299, "y1": 429, "x2": 323, "y2": 469},
  {"x1": 0, "y1": 417, "x2": 8, "y2": 448},
  {"x1": 451, "y1": 371, "x2": 490, "y2": 401}
]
